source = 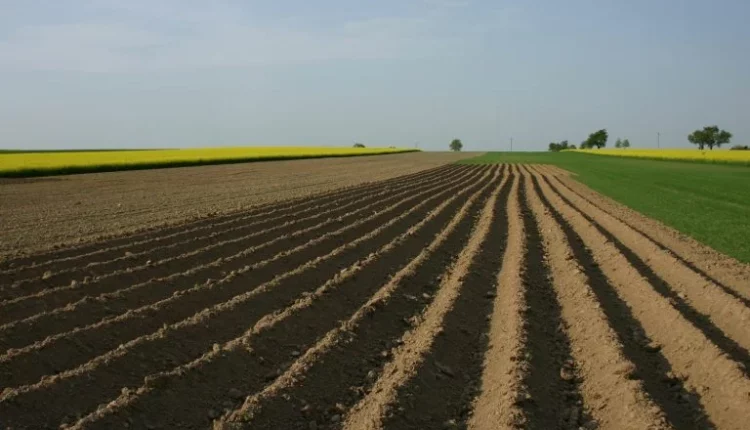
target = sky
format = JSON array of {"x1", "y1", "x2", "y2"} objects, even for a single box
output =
[{"x1": 1, "y1": 0, "x2": 748, "y2": 151}]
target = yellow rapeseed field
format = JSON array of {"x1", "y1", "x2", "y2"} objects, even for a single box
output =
[
  {"x1": 0, "y1": 146, "x2": 416, "y2": 177},
  {"x1": 572, "y1": 148, "x2": 750, "y2": 165}
]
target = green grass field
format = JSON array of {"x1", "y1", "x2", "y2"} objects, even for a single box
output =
[{"x1": 461, "y1": 152, "x2": 750, "y2": 263}]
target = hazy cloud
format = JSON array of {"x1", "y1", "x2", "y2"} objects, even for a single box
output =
[{"x1": 0, "y1": 1, "x2": 467, "y2": 72}]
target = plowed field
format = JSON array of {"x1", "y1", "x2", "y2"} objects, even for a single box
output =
[{"x1": 1, "y1": 164, "x2": 749, "y2": 430}]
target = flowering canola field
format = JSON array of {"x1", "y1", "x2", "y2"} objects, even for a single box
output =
[
  {"x1": 573, "y1": 148, "x2": 750, "y2": 165},
  {"x1": 0, "y1": 146, "x2": 416, "y2": 177}
]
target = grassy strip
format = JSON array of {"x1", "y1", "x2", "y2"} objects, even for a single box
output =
[
  {"x1": 0, "y1": 149, "x2": 419, "y2": 178},
  {"x1": 460, "y1": 152, "x2": 750, "y2": 263}
]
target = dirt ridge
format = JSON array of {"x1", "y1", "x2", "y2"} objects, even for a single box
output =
[{"x1": 1, "y1": 165, "x2": 466, "y2": 289}]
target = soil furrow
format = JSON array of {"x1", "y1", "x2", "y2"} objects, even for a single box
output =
[
  {"x1": 527, "y1": 169, "x2": 707, "y2": 428},
  {"x1": 0, "y1": 166, "x2": 498, "y2": 429},
  {"x1": 521, "y1": 169, "x2": 670, "y2": 430},
  {"x1": 527, "y1": 167, "x2": 750, "y2": 429},
  {"x1": 218, "y1": 168, "x2": 506, "y2": 430},
  {"x1": 341, "y1": 169, "x2": 504, "y2": 430},
  {"x1": 542, "y1": 166, "x2": 750, "y2": 302},
  {"x1": 0, "y1": 166, "x2": 477, "y2": 327},
  {"x1": 1, "y1": 165, "x2": 461, "y2": 294},
  {"x1": 5, "y1": 163, "x2": 460, "y2": 271},
  {"x1": 378, "y1": 172, "x2": 512, "y2": 430},
  {"x1": 532, "y1": 167, "x2": 750, "y2": 376},
  {"x1": 467, "y1": 174, "x2": 527, "y2": 430},
  {"x1": 0, "y1": 164, "x2": 459, "y2": 275},
  {"x1": 228, "y1": 170, "x2": 508, "y2": 428},
  {"x1": 65, "y1": 166, "x2": 503, "y2": 430},
  {"x1": 0, "y1": 167, "x2": 489, "y2": 388},
  {"x1": 495, "y1": 176, "x2": 587, "y2": 430}
]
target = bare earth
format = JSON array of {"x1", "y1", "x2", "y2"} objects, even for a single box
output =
[
  {"x1": 0, "y1": 152, "x2": 474, "y2": 259},
  {"x1": 0, "y1": 163, "x2": 749, "y2": 429}
]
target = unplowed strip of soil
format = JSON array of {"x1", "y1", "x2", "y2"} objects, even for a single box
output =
[
  {"x1": 521, "y1": 168, "x2": 670, "y2": 430},
  {"x1": 0, "y1": 168, "x2": 488, "y2": 394},
  {"x1": 468, "y1": 167, "x2": 527, "y2": 430},
  {"x1": 528, "y1": 167, "x2": 750, "y2": 429},
  {"x1": 0, "y1": 166, "x2": 478, "y2": 330},
  {"x1": 0, "y1": 164, "x2": 460, "y2": 275},
  {"x1": 0, "y1": 167, "x2": 499, "y2": 429},
  {"x1": 0, "y1": 152, "x2": 474, "y2": 259},
  {"x1": 538, "y1": 164, "x2": 750, "y2": 300},
  {"x1": 221, "y1": 169, "x2": 507, "y2": 430},
  {"x1": 68, "y1": 166, "x2": 504, "y2": 430}
]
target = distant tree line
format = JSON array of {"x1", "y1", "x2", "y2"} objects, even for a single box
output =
[
  {"x1": 549, "y1": 129, "x2": 614, "y2": 152},
  {"x1": 447, "y1": 125, "x2": 736, "y2": 154},
  {"x1": 548, "y1": 140, "x2": 575, "y2": 152}
]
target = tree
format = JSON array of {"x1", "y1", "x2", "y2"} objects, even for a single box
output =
[
  {"x1": 688, "y1": 126, "x2": 732, "y2": 150},
  {"x1": 450, "y1": 139, "x2": 463, "y2": 152},
  {"x1": 548, "y1": 140, "x2": 571, "y2": 152},
  {"x1": 583, "y1": 129, "x2": 608, "y2": 149},
  {"x1": 688, "y1": 130, "x2": 704, "y2": 150},
  {"x1": 615, "y1": 138, "x2": 623, "y2": 148},
  {"x1": 569, "y1": 144, "x2": 577, "y2": 150},
  {"x1": 622, "y1": 139, "x2": 630, "y2": 148},
  {"x1": 353, "y1": 143, "x2": 366, "y2": 148}
]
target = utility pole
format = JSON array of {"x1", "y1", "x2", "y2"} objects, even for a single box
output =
[
  {"x1": 657, "y1": 132, "x2": 660, "y2": 148},
  {"x1": 510, "y1": 137, "x2": 513, "y2": 152}
]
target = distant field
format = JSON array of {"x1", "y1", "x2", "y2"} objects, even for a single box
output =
[
  {"x1": 0, "y1": 149, "x2": 160, "y2": 153},
  {"x1": 0, "y1": 146, "x2": 417, "y2": 177},
  {"x1": 461, "y1": 152, "x2": 750, "y2": 262},
  {"x1": 573, "y1": 148, "x2": 750, "y2": 165}
]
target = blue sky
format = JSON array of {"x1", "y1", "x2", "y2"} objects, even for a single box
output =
[{"x1": 1, "y1": 0, "x2": 748, "y2": 151}]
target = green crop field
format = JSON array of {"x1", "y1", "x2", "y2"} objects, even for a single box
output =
[{"x1": 461, "y1": 152, "x2": 750, "y2": 263}]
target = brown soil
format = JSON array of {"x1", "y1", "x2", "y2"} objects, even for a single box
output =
[
  {"x1": 0, "y1": 151, "x2": 474, "y2": 260},
  {"x1": 1, "y1": 163, "x2": 748, "y2": 430}
]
